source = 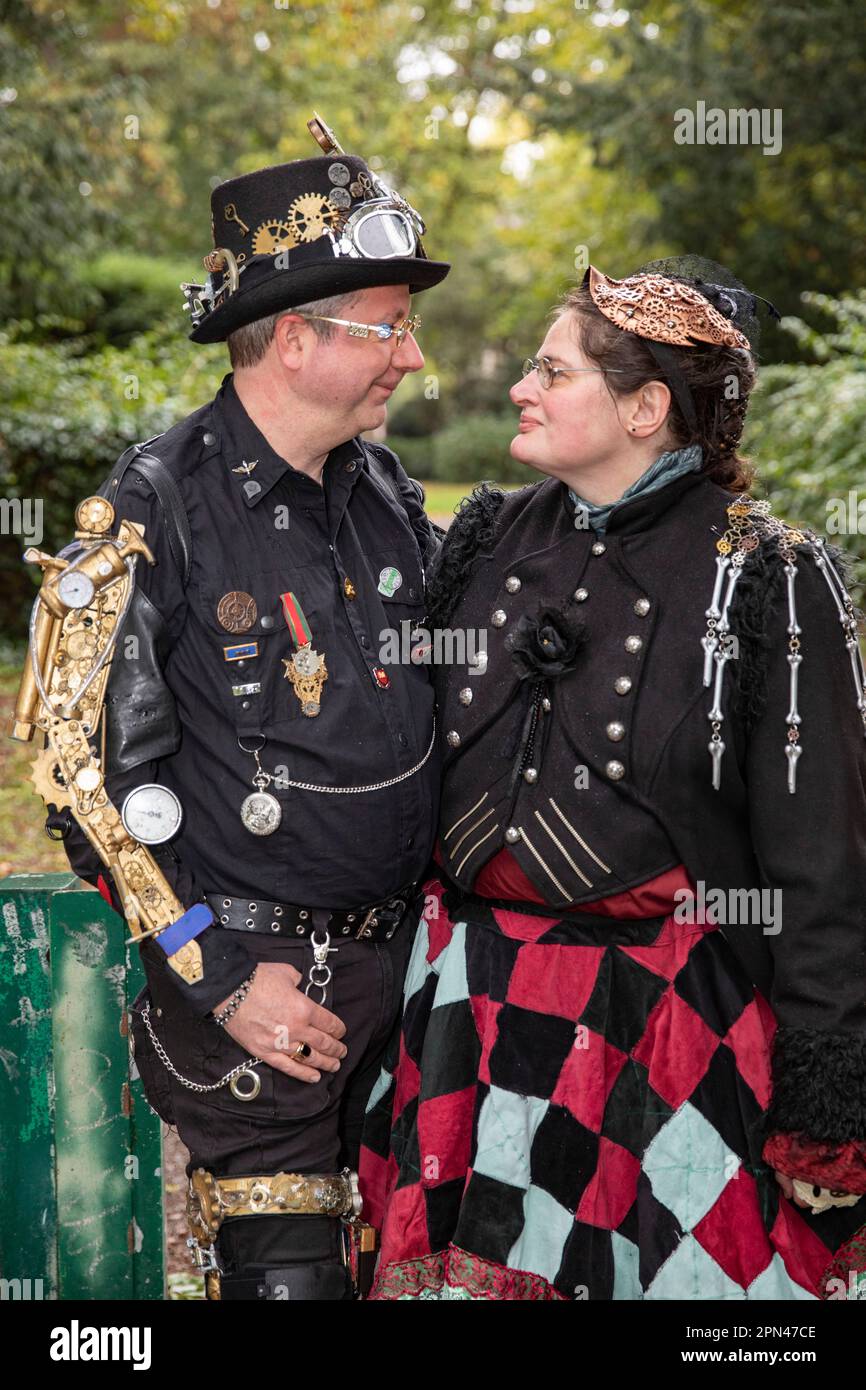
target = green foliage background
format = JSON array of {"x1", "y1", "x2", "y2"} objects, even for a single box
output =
[{"x1": 1, "y1": 0, "x2": 865, "y2": 633}]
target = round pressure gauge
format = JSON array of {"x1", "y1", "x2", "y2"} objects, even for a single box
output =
[
  {"x1": 75, "y1": 496, "x2": 115, "y2": 534},
  {"x1": 56, "y1": 570, "x2": 96, "y2": 611},
  {"x1": 121, "y1": 784, "x2": 183, "y2": 845}
]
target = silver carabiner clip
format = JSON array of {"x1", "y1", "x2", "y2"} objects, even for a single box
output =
[{"x1": 304, "y1": 928, "x2": 337, "y2": 1002}]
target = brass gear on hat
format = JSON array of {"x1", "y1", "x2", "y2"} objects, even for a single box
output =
[
  {"x1": 287, "y1": 193, "x2": 342, "y2": 243},
  {"x1": 252, "y1": 219, "x2": 298, "y2": 256}
]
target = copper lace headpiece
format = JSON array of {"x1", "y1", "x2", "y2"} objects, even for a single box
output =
[{"x1": 586, "y1": 265, "x2": 752, "y2": 351}]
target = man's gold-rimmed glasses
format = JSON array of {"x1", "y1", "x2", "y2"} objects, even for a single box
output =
[{"x1": 298, "y1": 314, "x2": 421, "y2": 347}]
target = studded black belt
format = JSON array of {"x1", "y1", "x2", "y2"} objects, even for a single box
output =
[{"x1": 204, "y1": 887, "x2": 419, "y2": 942}]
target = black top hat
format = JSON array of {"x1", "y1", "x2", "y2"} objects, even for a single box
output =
[{"x1": 183, "y1": 153, "x2": 451, "y2": 343}]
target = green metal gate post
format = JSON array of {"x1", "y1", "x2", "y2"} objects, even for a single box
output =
[{"x1": 0, "y1": 872, "x2": 164, "y2": 1300}]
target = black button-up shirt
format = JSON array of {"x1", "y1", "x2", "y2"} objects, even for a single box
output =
[{"x1": 67, "y1": 374, "x2": 441, "y2": 1012}]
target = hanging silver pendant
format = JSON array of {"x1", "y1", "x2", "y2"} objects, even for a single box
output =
[
  {"x1": 240, "y1": 790, "x2": 282, "y2": 835},
  {"x1": 706, "y1": 554, "x2": 732, "y2": 624},
  {"x1": 813, "y1": 539, "x2": 866, "y2": 724},
  {"x1": 708, "y1": 734, "x2": 726, "y2": 790},
  {"x1": 704, "y1": 558, "x2": 743, "y2": 788},
  {"x1": 701, "y1": 554, "x2": 731, "y2": 686},
  {"x1": 785, "y1": 741, "x2": 802, "y2": 794},
  {"x1": 784, "y1": 562, "x2": 801, "y2": 638},
  {"x1": 786, "y1": 650, "x2": 802, "y2": 729},
  {"x1": 701, "y1": 629, "x2": 719, "y2": 687}
]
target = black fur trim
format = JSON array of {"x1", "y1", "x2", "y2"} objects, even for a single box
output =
[
  {"x1": 424, "y1": 483, "x2": 508, "y2": 630},
  {"x1": 764, "y1": 1025, "x2": 866, "y2": 1143}
]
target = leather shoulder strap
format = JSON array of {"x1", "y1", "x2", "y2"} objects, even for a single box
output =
[
  {"x1": 365, "y1": 444, "x2": 406, "y2": 510},
  {"x1": 99, "y1": 441, "x2": 192, "y2": 588}
]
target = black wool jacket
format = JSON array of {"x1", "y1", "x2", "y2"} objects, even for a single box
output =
[{"x1": 427, "y1": 469, "x2": 866, "y2": 1147}]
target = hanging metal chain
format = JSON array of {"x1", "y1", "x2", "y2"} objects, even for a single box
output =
[
  {"x1": 253, "y1": 719, "x2": 437, "y2": 796},
  {"x1": 139, "y1": 1000, "x2": 263, "y2": 1093}
]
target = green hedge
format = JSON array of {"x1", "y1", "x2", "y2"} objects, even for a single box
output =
[
  {"x1": 0, "y1": 321, "x2": 225, "y2": 635},
  {"x1": 390, "y1": 413, "x2": 529, "y2": 486},
  {"x1": 745, "y1": 291, "x2": 866, "y2": 596}
]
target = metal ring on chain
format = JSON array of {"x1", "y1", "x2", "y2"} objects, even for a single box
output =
[
  {"x1": 304, "y1": 981, "x2": 329, "y2": 1004},
  {"x1": 229, "y1": 1067, "x2": 262, "y2": 1101},
  {"x1": 140, "y1": 1001, "x2": 263, "y2": 1094}
]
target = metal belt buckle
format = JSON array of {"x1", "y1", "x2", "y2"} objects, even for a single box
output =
[{"x1": 355, "y1": 907, "x2": 378, "y2": 939}]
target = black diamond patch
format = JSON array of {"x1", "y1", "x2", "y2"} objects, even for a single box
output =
[
  {"x1": 579, "y1": 950, "x2": 669, "y2": 1056},
  {"x1": 529, "y1": 1103, "x2": 600, "y2": 1210},
  {"x1": 488, "y1": 1003, "x2": 577, "y2": 1099},
  {"x1": 601, "y1": 1058, "x2": 675, "y2": 1156}
]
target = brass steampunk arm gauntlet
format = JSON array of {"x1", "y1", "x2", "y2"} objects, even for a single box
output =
[{"x1": 8, "y1": 494, "x2": 207, "y2": 985}]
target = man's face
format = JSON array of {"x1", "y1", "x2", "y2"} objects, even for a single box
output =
[{"x1": 283, "y1": 284, "x2": 424, "y2": 440}]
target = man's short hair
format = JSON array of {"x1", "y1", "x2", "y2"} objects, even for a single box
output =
[{"x1": 226, "y1": 289, "x2": 364, "y2": 369}]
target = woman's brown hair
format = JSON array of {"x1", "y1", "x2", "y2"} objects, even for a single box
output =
[{"x1": 555, "y1": 282, "x2": 757, "y2": 493}]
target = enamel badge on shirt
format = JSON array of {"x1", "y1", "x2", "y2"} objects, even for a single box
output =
[{"x1": 378, "y1": 566, "x2": 402, "y2": 597}]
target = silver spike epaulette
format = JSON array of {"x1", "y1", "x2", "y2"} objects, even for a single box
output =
[{"x1": 701, "y1": 496, "x2": 866, "y2": 794}]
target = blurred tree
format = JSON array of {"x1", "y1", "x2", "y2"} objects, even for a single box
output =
[
  {"x1": 406, "y1": 0, "x2": 866, "y2": 361},
  {"x1": 0, "y1": 0, "x2": 127, "y2": 322}
]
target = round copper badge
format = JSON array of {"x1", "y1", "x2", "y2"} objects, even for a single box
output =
[{"x1": 217, "y1": 591, "x2": 258, "y2": 633}]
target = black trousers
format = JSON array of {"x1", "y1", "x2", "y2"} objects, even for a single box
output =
[{"x1": 130, "y1": 908, "x2": 415, "y2": 1296}]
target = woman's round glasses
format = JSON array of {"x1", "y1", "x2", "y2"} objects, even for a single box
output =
[{"x1": 522, "y1": 356, "x2": 625, "y2": 389}]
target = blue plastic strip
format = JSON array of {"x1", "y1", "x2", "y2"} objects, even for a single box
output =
[{"x1": 155, "y1": 902, "x2": 214, "y2": 957}]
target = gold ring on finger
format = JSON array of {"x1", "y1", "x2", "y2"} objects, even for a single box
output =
[{"x1": 291, "y1": 1041, "x2": 312, "y2": 1060}]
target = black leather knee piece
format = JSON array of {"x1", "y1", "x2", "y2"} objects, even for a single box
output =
[{"x1": 215, "y1": 1214, "x2": 354, "y2": 1301}]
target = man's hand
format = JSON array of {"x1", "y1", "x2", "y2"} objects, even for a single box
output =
[{"x1": 214, "y1": 961, "x2": 348, "y2": 1083}]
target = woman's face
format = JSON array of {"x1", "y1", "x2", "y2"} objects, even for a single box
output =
[{"x1": 508, "y1": 310, "x2": 631, "y2": 483}]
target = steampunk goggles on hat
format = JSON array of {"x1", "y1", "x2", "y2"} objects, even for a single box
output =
[
  {"x1": 181, "y1": 112, "x2": 448, "y2": 343},
  {"x1": 334, "y1": 192, "x2": 426, "y2": 261},
  {"x1": 182, "y1": 191, "x2": 425, "y2": 331}
]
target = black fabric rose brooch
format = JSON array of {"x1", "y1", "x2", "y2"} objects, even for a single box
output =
[{"x1": 509, "y1": 603, "x2": 588, "y2": 682}]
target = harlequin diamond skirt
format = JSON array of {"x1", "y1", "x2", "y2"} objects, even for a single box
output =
[{"x1": 357, "y1": 874, "x2": 865, "y2": 1300}]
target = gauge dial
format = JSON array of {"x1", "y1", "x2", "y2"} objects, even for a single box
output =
[
  {"x1": 121, "y1": 784, "x2": 183, "y2": 845},
  {"x1": 56, "y1": 570, "x2": 96, "y2": 611}
]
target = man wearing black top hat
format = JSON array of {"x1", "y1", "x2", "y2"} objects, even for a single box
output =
[{"x1": 55, "y1": 117, "x2": 451, "y2": 1299}]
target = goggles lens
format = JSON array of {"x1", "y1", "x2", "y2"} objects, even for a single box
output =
[{"x1": 349, "y1": 206, "x2": 417, "y2": 259}]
